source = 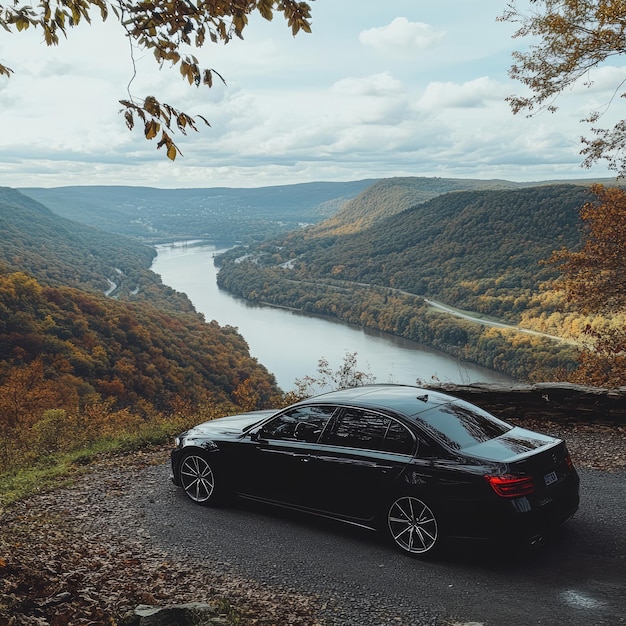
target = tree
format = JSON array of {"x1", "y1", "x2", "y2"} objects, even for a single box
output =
[
  {"x1": 550, "y1": 185, "x2": 626, "y2": 313},
  {"x1": 283, "y1": 352, "x2": 376, "y2": 404},
  {"x1": 0, "y1": 0, "x2": 312, "y2": 160},
  {"x1": 501, "y1": 0, "x2": 626, "y2": 174},
  {"x1": 549, "y1": 184, "x2": 626, "y2": 386}
]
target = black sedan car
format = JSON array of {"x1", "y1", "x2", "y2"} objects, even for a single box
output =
[{"x1": 170, "y1": 385, "x2": 579, "y2": 555}]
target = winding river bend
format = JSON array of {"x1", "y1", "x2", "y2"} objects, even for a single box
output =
[{"x1": 151, "y1": 242, "x2": 513, "y2": 391}]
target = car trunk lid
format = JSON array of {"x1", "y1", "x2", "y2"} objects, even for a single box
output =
[
  {"x1": 464, "y1": 427, "x2": 578, "y2": 507},
  {"x1": 461, "y1": 426, "x2": 561, "y2": 464}
]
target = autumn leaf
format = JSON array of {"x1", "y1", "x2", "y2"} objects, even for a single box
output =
[
  {"x1": 144, "y1": 119, "x2": 159, "y2": 140},
  {"x1": 15, "y1": 16, "x2": 30, "y2": 31},
  {"x1": 123, "y1": 109, "x2": 134, "y2": 131}
]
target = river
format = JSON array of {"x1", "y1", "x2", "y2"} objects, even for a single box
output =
[{"x1": 151, "y1": 242, "x2": 512, "y2": 391}]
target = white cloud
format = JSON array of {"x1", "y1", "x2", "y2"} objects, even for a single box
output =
[
  {"x1": 0, "y1": 0, "x2": 617, "y2": 187},
  {"x1": 332, "y1": 73, "x2": 405, "y2": 97},
  {"x1": 359, "y1": 17, "x2": 445, "y2": 55},
  {"x1": 417, "y1": 77, "x2": 508, "y2": 111},
  {"x1": 569, "y1": 65, "x2": 626, "y2": 95}
]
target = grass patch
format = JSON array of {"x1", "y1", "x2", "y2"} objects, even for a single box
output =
[{"x1": 0, "y1": 430, "x2": 175, "y2": 509}]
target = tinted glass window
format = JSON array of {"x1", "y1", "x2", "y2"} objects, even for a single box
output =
[
  {"x1": 261, "y1": 405, "x2": 335, "y2": 442},
  {"x1": 385, "y1": 420, "x2": 416, "y2": 455},
  {"x1": 414, "y1": 400, "x2": 512, "y2": 450},
  {"x1": 322, "y1": 408, "x2": 414, "y2": 454}
]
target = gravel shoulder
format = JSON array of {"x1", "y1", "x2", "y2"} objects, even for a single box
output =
[{"x1": 1, "y1": 422, "x2": 624, "y2": 625}]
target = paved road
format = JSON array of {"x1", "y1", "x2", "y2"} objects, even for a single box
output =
[
  {"x1": 423, "y1": 298, "x2": 572, "y2": 343},
  {"x1": 141, "y1": 465, "x2": 626, "y2": 625}
]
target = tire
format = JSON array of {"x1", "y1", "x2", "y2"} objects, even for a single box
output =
[
  {"x1": 386, "y1": 495, "x2": 439, "y2": 556},
  {"x1": 178, "y1": 451, "x2": 217, "y2": 505}
]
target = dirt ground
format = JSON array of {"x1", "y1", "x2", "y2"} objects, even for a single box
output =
[{"x1": 1, "y1": 421, "x2": 624, "y2": 626}]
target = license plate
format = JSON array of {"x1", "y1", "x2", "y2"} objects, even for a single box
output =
[{"x1": 544, "y1": 470, "x2": 558, "y2": 486}]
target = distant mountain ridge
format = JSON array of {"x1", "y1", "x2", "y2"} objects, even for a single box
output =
[
  {"x1": 18, "y1": 180, "x2": 378, "y2": 242},
  {"x1": 20, "y1": 176, "x2": 617, "y2": 245}
]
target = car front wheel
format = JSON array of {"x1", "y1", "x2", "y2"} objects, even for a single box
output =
[
  {"x1": 387, "y1": 495, "x2": 439, "y2": 555},
  {"x1": 179, "y1": 451, "x2": 217, "y2": 505}
]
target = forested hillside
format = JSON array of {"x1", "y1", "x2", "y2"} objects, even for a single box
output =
[
  {"x1": 0, "y1": 272, "x2": 276, "y2": 411},
  {"x1": 216, "y1": 184, "x2": 596, "y2": 380},
  {"x1": 0, "y1": 187, "x2": 191, "y2": 309},
  {"x1": 306, "y1": 185, "x2": 589, "y2": 319},
  {"x1": 220, "y1": 184, "x2": 590, "y2": 320},
  {"x1": 0, "y1": 189, "x2": 280, "y2": 474}
]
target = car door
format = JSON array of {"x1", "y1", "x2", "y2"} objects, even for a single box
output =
[
  {"x1": 303, "y1": 407, "x2": 417, "y2": 522},
  {"x1": 230, "y1": 404, "x2": 336, "y2": 505}
]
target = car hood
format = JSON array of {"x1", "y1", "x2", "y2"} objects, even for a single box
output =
[
  {"x1": 461, "y1": 426, "x2": 561, "y2": 463},
  {"x1": 186, "y1": 410, "x2": 276, "y2": 437}
]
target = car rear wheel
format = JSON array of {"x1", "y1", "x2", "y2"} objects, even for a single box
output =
[
  {"x1": 179, "y1": 451, "x2": 217, "y2": 505},
  {"x1": 387, "y1": 495, "x2": 439, "y2": 555}
]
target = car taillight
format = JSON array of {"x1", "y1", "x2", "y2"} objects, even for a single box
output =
[
  {"x1": 565, "y1": 452, "x2": 574, "y2": 471},
  {"x1": 485, "y1": 474, "x2": 534, "y2": 498}
]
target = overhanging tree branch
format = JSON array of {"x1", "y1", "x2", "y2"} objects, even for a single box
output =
[
  {"x1": 0, "y1": 0, "x2": 313, "y2": 159},
  {"x1": 501, "y1": 0, "x2": 626, "y2": 175}
]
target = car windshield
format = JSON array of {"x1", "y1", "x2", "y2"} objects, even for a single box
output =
[{"x1": 411, "y1": 400, "x2": 513, "y2": 451}]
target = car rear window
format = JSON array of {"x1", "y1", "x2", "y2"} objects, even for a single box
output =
[{"x1": 412, "y1": 400, "x2": 512, "y2": 450}]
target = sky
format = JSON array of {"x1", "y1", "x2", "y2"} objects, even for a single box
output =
[{"x1": 1, "y1": 0, "x2": 625, "y2": 189}]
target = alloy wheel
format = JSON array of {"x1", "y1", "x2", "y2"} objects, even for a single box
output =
[
  {"x1": 179, "y1": 453, "x2": 215, "y2": 504},
  {"x1": 387, "y1": 496, "x2": 438, "y2": 554}
]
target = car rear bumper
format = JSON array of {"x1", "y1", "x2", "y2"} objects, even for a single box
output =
[{"x1": 441, "y1": 471, "x2": 580, "y2": 542}]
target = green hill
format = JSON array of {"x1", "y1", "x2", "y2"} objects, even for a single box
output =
[
  {"x1": 0, "y1": 188, "x2": 279, "y2": 421},
  {"x1": 296, "y1": 185, "x2": 589, "y2": 317},
  {"x1": 311, "y1": 176, "x2": 526, "y2": 235},
  {"x1": 219, "y1": 184, "x2": 590, "y2": 319},
  {"x1": 1, "y1": 187, "x2": 151, "y2": 293}
]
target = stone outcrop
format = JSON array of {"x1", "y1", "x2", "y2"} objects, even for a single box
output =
[
  {"x1": 427, "y1": 382, "x2": 626, "y2": 426},
  {"x1": 120, "y1": 603, "x2": 231, "y2": 626}
]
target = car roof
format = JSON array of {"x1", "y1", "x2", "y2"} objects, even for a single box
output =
[{"x1": 298, "y1": 384, "x2": 457, "y2": 417}]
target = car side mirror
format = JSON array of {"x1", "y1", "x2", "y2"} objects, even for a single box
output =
[{"x1": 251, "y1": 428, "x2": 268, "y2": 442}]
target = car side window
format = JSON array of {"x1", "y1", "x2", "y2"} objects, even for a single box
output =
[
  {"x1": 260, "y1": 405, "x2": 335, "y2": 442},
  {"x1": 321, "y1": 408, "x2": 415, "y2": 455},
  {"x1": 385, "y1": 420, "x2": 416, "y2": 455}
]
